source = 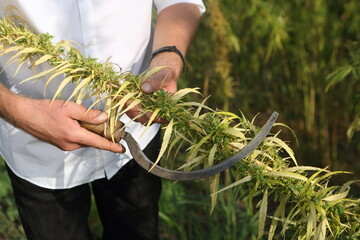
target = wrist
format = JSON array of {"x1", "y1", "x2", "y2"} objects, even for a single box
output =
[
  {"x1": 0, "y1": 87, "x2": 24, "y2": 125},
  {"x1": 149, "y1": 53, "x2": 182, "y2": 79},
  {"x1": 150, "y1": 46, "x2": 186, "y2": 74}
]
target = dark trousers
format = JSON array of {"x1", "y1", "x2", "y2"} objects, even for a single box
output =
[{"x1": 6, "y1": 132, "x2": 162, "y2": 240}]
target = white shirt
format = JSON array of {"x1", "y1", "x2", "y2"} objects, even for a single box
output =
[{"x1": 0, "y1": 0, "x2": 205, "y2": 189}]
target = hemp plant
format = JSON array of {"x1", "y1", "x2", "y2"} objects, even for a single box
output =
[{"x1": 1, "y1": 17, "x2": 359, "y2": 239}]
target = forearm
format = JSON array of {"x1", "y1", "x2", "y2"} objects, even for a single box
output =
[
  {"x1": 153, "y1": 3, "x2": 201, "y2": 55},
  {"x1": 151, "y1": 3, "x2": 201, "y2": 74},
  {"x1": 140, "y1": 3, "x2": 201, "y2": 96}
]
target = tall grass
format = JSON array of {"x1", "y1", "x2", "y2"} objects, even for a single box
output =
[
  {"x1": 186, "y1": 0, "x2": 360, "y2": 180},
  {"x1": 159, "y1": 180, "x2": 259, "y2": 240},
  {"x1": 0, "y1": 160, "x2": 24, "y2": 240}
]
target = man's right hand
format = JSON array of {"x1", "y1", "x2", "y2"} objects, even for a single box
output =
[{"x1": 0, "y1": 84, "x2": 125, "y2": 153}]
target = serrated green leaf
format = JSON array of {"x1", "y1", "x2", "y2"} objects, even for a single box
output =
[
  {"x1": 6, "y1": 47, "x2": 37, "y2": 64},
  {"x1": 83, "y1": 95, "x2": 109, "y2": 116},
  {"x1": 317, "y1": 219, "x2": 327, "y2": 240},
  {"x1": 268, "y1": 194, "x2": 288, "y2": 240},
  {"x1": 322, "y1": 190, "x2": 349, "y2": 202},
  {"x1": 229, "y1": 142, "x2": 245, "y2": 150},
  {"x1": 140, "y1": 66, "x2": 167, "y2": 83},
  {"x1": 194, "y1": 95, "x2": 211, "y2": 118},
  {"x1": 110, "y1": 92, "x2": 136, "y2": 111},
  {"x1": 0, "y1": 46, "x2": 21, "y2": 55},
  {"x1": 176, "y1": 155, "x2": 205, "y2": 170},
  {"x1": 265, "y1": 136, "x2": 297, "y2": 165},
  {"x1": 150, "y1": 119, "x2": 174, "y2": 172},
  {"x1": 67, "y1": 68, "x2": 86, "y2": 74},
  {"x1": 75, "y1": 84, "x2": 88, "y2": 104},
  {"x1": 188, "y1": 134, "x2": 212, "y2": 158},
  {"x1": 177, "y1": 102, "x2": 213, "y2": 111},
  {"x1": 19, "y1": 62, "x2": 70, "y2": 84},
  {"x1": 65, "y1": 76, "x2": 92, "y2": 104},
  {"x1": 211, "y1": 175, "x2": 252, "y2": 196},
  {"x1": 207, "y1": 144, "x2": 217, "y2": 167},
  {"x1": 314, "y1": 171, "x2": 351, "y2": 184},
  {"x1": 258, "y1": 188, "x2": 268, "y2": 239},
  {"x1": 287, "y1": 166, "x2": 328, "y2": 173},
  {"x1": 306, "y1": 201, "x2": 316, "y2": 240},
  {"x1": 44, "y1": 67, "x2": 74, "y2": 95},
  {"x1": 209, "y1": 173, "x2": 220, "y2": 214},
  {"x1": 170, "y1": 87, "x2": 200, "y2": 101},
  {"x1": 325, "y1": 65, "x2": 353, "y2": 92},
  {"x1": 12, "y1": 57, "x2": 27, "y2": 77},
  {"x1": 111, "y1": 81, "x2": 132, "y2": 99},
  {"x1": 223, "y1": 127, "x2": 246, "y2": 139},
  {"x1": 140, "y1": 108, "x2": 161, "y2": 138},
  {"x1": 117, "y1": 99, "x2": 141, "y2": 116},
  {"x1": 50, "y1": 76, "x2": 74, "y2": 105},
  {"x1": 339, "y1": 180, "x2": 360, "y2": 193},
  {"x1": 265, "y1": 171, "x2": 308, "y2": 181},
  {"x1": 34, "y1": 54, "x2": 53, "y2": 66}
]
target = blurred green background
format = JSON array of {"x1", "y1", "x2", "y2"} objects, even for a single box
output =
[{"x1": 1, "y1": 0, "x2": 359, "y2": 239}]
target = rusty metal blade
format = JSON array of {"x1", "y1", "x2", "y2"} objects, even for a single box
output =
[{"x1": 124, "y1": 112, "x2": 279, "y2": 181}]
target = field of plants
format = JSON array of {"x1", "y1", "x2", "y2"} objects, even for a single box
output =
[{"x1": 0, "y1": 0, "x2": 359, "y2": 239}]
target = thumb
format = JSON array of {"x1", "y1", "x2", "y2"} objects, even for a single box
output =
[
  {"x1": 141, "y1": 70, "x2": 167, "y2": 94},
  {"x1": 141, "y1": 81, "x2": 155, "y2": 94},
  {"x1": 140, "y1": 67, "x2": 178, "y2": 94}
]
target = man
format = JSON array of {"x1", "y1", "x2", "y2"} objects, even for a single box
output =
[{"x1": 0, "y1": 1, "x2": 205, "y2": 239}]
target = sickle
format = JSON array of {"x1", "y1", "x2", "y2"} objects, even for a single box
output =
[{"x1": 81, "y1": 112, "x2": 279, "y2": 181}]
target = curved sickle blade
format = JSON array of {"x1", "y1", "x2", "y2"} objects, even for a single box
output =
[{"x1": 124, "y1": 112, "x2": 279, "y2": 181}]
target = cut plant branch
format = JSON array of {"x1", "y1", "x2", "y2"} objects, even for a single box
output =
[{"x1": 1, "y1": 17, "x2": 359, "y2": 239}]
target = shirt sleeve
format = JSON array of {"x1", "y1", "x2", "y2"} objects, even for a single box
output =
[{"x1": 154, "y1": 0, "x2": 206, "y2": 15}]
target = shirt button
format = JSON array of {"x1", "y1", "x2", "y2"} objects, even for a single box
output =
[{"x1": 88, "y1": 41, "x2": 94, "y2": 46}]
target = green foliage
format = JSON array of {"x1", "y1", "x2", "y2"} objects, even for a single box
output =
[
  {"x1": 0, "y1": 160, "x2": 24, "y2": 240},
  {"x1": 159, "y1": 180, "x2": 259, "y2": 240},
  {"x1": 186, "y1": 0, "x2": 360, "y2": 172},
  {"x1": 326, "y1": 43, "x2": 360, "y2": 141}
]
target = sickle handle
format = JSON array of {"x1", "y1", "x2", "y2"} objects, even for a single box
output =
[{"x1": 80, "y1": 120, "x2": 124, "y2": 143}]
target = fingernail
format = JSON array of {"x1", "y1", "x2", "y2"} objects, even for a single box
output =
[
  {"x1": 119, "y1": 145, "x2": 126, "y2": 153},
  {"x1": 141, "y1": 82, "x2": 152, "y2": 93},
  {"x1": 96, "y1": 112, "x2": 108, "y2": 121}
]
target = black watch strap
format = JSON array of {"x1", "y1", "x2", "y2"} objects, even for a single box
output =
[{"x1": 150, "y1": 46, "x2": 186, "y2": 73}]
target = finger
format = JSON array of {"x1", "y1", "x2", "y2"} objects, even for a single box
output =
[
  {"x1": 127, "y1": 111, "x2": 150, "y2": 124},
  {"x1": 141, "y1": 81, "x2": 156, "y2": 94},
  {"x1": 64, "y1": 102, "x2": 108, "y2": 124},
  {"x1": 78, "y1": 128, "x2": 125, "y2": 153},
  {"x1": 141, "y1": 67, "x2": 178, "y2": 94},
  {"x1": 124, "y1": 100, "x2": 166, "y2": 124},
  {"x1": 125, "y1": 101, "x2": 167, "y2": 124},
  {"x1": 125, "y1": 101, "x2": 149, "y2": 124}
]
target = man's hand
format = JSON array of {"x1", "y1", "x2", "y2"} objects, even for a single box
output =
[
  {"x1": 126, "y1": 51, "x2": 181, "y2": 124},
  {"x1": 0, "y1": 85, "x2": 124, "y2": 153}
]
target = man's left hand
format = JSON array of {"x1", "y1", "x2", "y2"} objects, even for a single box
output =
[{"x1": 126, "y1": 51, "x2": 182, "y2": 124}]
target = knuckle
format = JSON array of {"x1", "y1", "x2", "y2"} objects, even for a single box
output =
[
  {"x1": 59, "y1": 100, "x2": 73, "y2": 110},
  {"x1": 63, "y1": 133, "x2": 80, "y2": 144},
  {"x1": 61, "y1": 145, "x2": 76, "y2": 151},
  {"x1": 101, "y1": 140, "x2": 113, "y2": 151},
  {"x1": 83, "y1": 109, "x2": 100, "y2": 119},
  {"x1": 57, "y1": 141, "x2": 78, "y2": 151},
  {"x1": 102, "y1": 140, "x2": 122, "y2": 153}
]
